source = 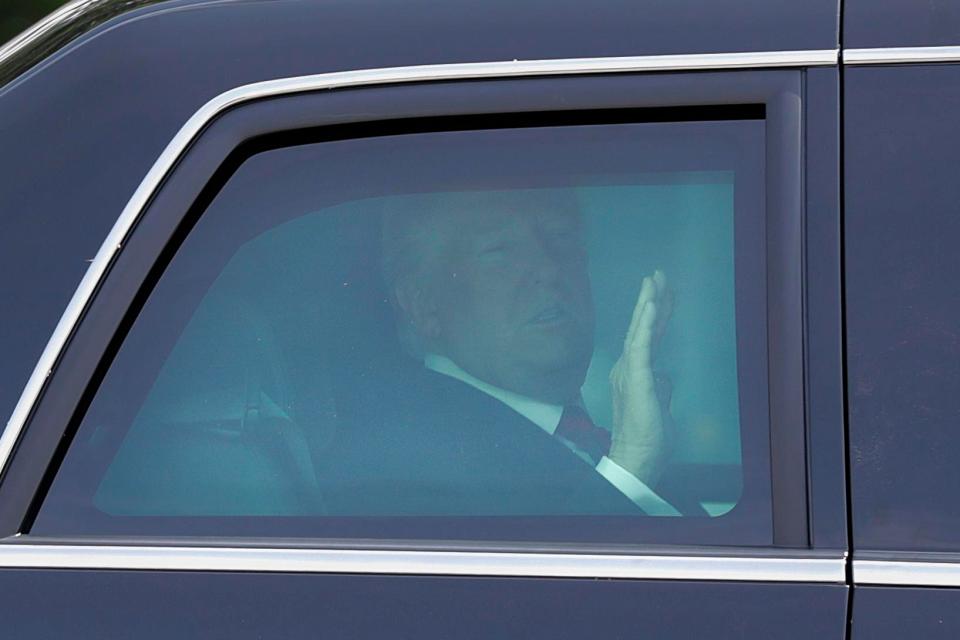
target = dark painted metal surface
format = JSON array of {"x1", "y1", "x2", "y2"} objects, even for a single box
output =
[
  {"x1": 846, "y1": 64, "x2": 960, "y2": 552},
  {"x1": 853, "y1": 586, "x2": 960, "y2": 638},
  {"x1": 0, "y1": 0, "x2": 839, "y2": 429},
  {"x1": 0, "y1": 4, "x2": 850, "y2": 635},
  {"x1": 0, "y1": 569, "x2": 848, "y2": 639},
  {"x1": 845, "y1": 0, "x2": 960, "y2": 49}
]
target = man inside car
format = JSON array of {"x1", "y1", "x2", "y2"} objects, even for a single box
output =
[{"x1": 365, "y1": 189, "x2": 681, "y2": 515}]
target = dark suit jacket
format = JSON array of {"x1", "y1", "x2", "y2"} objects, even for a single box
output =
[{"x1": 319, "y1": 366, "x2": 645, "y2": 516}]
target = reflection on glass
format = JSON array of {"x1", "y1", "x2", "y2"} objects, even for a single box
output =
[{"x1": 36, "y1": 121, "x2": 766, "y2": 544}]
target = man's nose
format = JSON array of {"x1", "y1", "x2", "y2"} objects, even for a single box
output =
[{"x1": 526, "y1": 236, "x2": 563, "y2": 285}]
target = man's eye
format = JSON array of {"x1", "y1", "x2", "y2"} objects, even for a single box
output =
[
  {"x1": 479, "y1": 244, "x2": 507, "y2": 256},
  {"x1": 545, "y1": 225, "x2": 580, "y2": 242}
]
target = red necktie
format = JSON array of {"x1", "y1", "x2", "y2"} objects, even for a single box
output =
[{"x1": 556, "y1": 405, "x2": 611, "y2": 463}]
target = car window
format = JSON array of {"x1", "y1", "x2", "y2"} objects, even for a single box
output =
[{"x1": 33, "y1": 118, "x2": 775, "y2": 545}]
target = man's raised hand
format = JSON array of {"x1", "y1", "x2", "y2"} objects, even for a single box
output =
[{"x1": 607, "y1": 270, "x2": 673, "y2": 487}]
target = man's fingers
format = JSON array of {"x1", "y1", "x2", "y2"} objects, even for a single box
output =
[
  {"x1": 655, "y1": 286, "x2": 674, "y2": 342},
  {"x1": 628, "y1": 299, "x2": 657, "y2": 364},
  {"x1": 653, "y1": 269, "x2": 666, "y2": 299},
  {"x1": 649, "y1": 269, "x2": 672, "y2": 344},
  {"x1": 624, "y1": 275, "x2": 655, "y2": 348},
  {"x1": 625, "y1": 271, "x2": 671, "y2": 350}
]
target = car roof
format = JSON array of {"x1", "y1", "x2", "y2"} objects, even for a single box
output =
[{"x1": 1, "y1": 0, "x2": 840, "y2": 89}]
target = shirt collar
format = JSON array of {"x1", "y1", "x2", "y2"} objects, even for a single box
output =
[{"x1": 424, "y1": 354, "x2": 563, "y2": 435}]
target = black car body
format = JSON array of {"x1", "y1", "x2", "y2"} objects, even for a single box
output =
[{"x1": 0, "y1": 0, "x2": 958, "y2": 636}]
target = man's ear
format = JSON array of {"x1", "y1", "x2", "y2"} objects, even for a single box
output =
[{"x1": 393, "y1": 278, "x2": 440, "y2": 340}]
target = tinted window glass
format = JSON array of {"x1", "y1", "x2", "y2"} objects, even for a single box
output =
[{"x1": 35, "y1": 119, "x2": 773, "y2": 544}]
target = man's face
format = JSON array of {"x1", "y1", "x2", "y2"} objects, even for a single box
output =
[{"x1": 424, "y1": 193, "x2": 595, "y2": 404}]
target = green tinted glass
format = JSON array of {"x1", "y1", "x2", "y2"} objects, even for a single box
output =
[{"x1": 36, "y1": 120, "x2": 771, "y2": 544}]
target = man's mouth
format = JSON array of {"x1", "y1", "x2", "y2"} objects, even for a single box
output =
[{"x1": 529, "y1": 304, "x2": 568, "y2": 325}]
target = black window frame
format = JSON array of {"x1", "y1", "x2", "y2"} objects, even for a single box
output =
[{"x1": 0, "y1": 69, "x2": 821, "y2": 550}]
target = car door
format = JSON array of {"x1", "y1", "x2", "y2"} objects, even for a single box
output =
[
  {"x1": 845, "y1": 0, "x2": 960, "y2": 635},
  {"x1": 0, "y1": 59, "x2": 849, "y2": 638},
  {"x1": 0, "y1": 1, "x2": 853, "y2": 636}
]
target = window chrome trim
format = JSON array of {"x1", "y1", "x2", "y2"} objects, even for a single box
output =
[
  {"x1": 0, "y1": 0, "x2": 99, "y2": 66},
  {"x1": 0, "y1": 543, "x2": 846, "y2": 581},
  {"x1": 844, "y1": 46, "x2": 960, "y2": 65},
  {"x1": 854, "y1": 559, "x2": 960, "y2": 587},
  {"x1": 0, "y1": 49, "x2": 837, "y2": 481}
]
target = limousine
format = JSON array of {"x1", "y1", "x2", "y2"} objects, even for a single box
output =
[{"x1": 0, "y1": 0, "x2": 958, "y2": 636}]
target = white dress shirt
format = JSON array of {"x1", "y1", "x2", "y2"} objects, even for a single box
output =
[{"x1": 425, "y1": 354, "x2": 680, "y2": 516}]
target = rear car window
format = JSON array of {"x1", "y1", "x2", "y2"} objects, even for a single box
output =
[{"x1": 33, "y1": 118, "x2": 774, "y2": 545}]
